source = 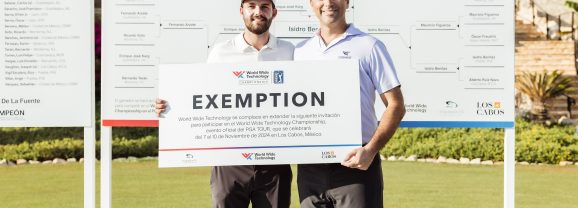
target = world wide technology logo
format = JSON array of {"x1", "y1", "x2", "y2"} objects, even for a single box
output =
[
  {"x1": 242, "y1": 152, "x2": 276, "y2": 160},
  {"x1": 242, "y1": 153, "x2": 254, "y2": 160},
  {"x1": 233, "y1": 71, "x2": 245, "y2": 78},
  {"x1": 232, "y1": 70, "x2": 270, "y2": 85},
  {"x1": 232, "y1": 70, "x2": 269, "y2": 79}
]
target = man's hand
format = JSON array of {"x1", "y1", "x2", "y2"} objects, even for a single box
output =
[
  {"x1": 155, "y1": 98, "x2": 167, "y2": 117},
  {"x1": 341, "y1": 86, "x2": 405, "y2": 171},
  {"x1": 341, "y1": 146, "x2": 377, "y2": 170}
]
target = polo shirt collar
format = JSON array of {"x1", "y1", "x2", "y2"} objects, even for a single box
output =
[
  {"x1": 314, "y1": 24, "x2": 362, "y2": 50},
  {"x1": 343, "y1": 24, "x2": 363, "y2": 37},
  {"x1": 234, "y1": 32, "x2": 278, "y2": 52}
]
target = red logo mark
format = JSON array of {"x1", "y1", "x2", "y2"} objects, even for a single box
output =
[
  {"x1": 242, "y1": 153, "x2": 254, "y2": 160},
  {"x1": 233, "y1": 71, "x2": 245, "y2": 78}
]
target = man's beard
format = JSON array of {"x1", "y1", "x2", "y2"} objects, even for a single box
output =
[{"x1": 245, "y1": 15, "x2": 272, "y2": 35}]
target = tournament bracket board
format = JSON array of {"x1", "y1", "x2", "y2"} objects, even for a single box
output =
[
  {"x1": 1, "y1": 1, "x2": 96, "y2": 208},
  {"x1": 102, "y1": 0, "x2": 513, "y2": 128},
  {"x1": 100, "y1": 0, "x2": 354, "y2": 126},
  {"x1": 368, "y1": 0, "x2": 515, "y2": 128},
  {"x1": 0, "y1": 0, "x2": 92, "y2": 127}
]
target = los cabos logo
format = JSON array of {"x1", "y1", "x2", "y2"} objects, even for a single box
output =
[
  {"x1": 233, "y1": 71, "x2": 246, "y2": 78},
  {"x1": 476, "y1": 101, "x2": 504, "y2": 116}
]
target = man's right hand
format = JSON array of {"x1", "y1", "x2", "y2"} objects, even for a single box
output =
[{"x1": 155, "y1": 98, "x2": 167, "y2": 117}]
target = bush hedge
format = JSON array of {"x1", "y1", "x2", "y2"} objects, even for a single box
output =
[
  {"x1": 0, "y1": 127, "x2": 84, "y2": 145},
  {"x1": 0, "y1": 136, "x2": 157, "y2": 161},
  {"x1": 0, "y1": 127, "x2": 158, "y2": 145},
  {"x1": 1, "y1": 120, "x2": 577, "y2": 164},
  {"x1": 381, "y1": 119, "x2": 578, "y2": 164},
  {"x1": 381, "y1": 128, "x2": 505, "y2": 161}
]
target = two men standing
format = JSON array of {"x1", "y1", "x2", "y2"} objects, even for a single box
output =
[{"x1": 156, "y1": 0, "x2": 405, "y2": 207}]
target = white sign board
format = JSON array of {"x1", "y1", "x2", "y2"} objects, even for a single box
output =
[
  {"x1": 366, "y1": 0, "x2": 515, "y2": 128},
  {"x1": 0, "y1": 0, "x2": 92, "y2": 127},
  {"x1": 158, "y1": 60, "x2": 361, "y2": 167}
]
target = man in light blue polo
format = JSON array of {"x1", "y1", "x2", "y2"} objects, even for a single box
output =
[{"x1": 294, "y1": 0, "x2": 406, "y2": 207}]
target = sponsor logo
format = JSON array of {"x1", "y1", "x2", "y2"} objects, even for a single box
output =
[
  {"x1": 338, "y1": 50, "x2": 352, "y2": 59},
  {"x1": 242, "y1": 153, "x2": 254, "y2": 160},
  {"x1": 476, "y1": 101, "x2": 504, "y2": 116},
  {"x1": 440, "y1": 101, "x2": 463, "y2": 116},
  {"x1": 242, "y1": 152, "x2": 276, "y2": 160},
  {"x1": 405, "y1": 103, "x2": 427, "y2": 113},
  {"x1": 273, "y1": 70, "x2": 284, "y2": 84},
  {"x1": 233, "y1": 71, "x2": 246, "y2": 78},
  {"x1": 234, "y1": 70, "x2": 270, "y2": 85},
  {"x1": 321, "y1": 151, "x2": 337, "y2": 159},
  {"x1": 181, "y1": 153, "x2": 197, "y2": 164},
  {"x1": 445, "y1": 101, "x2": 458, "y2": 108},
  {"x1": 494, "y1": 102, "x2": 502, "y2": 109}
]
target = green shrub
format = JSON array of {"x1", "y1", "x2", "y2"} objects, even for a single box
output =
[
  {"x1": 0, "y1": 142, "x2": 37, "y2": 161},
  {"x1": 0, "y1": 136, "x2": 158, "y2": 161},
  {"x1": 381, "y1": 119, "x2": 577, "y2": 164},
  {"x1": 33, "y1": 138, "x2": 84, "y2": 161},
  {"x1": 0, "y1": 127, "x2": 158, "y2": 145},
  {"x1": 109, "y1": 136, "x2": 158, "y2": 158},
  {"x1": 1, "y1": 120, "x2": 576, "y2": 164},
  {"x1": 0, "y1": 127, "x2": 84, "y2": 145}
]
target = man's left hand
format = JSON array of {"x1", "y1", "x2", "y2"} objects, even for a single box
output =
[{"x1": 341, "y1": 146, "x2": 377, "y2": 170}]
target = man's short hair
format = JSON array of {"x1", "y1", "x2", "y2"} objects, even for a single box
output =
[{"x1": 241, "y1": 0, "x2": 276, "y2": 9}]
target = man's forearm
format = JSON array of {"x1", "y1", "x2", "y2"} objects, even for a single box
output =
[{"x1": 365, "y1": 102, "x2": 405, "y2": 155}]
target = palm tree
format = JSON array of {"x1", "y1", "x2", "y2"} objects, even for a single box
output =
[
  {"x1": 516, "y1": 70, "x2": 574, "y2": 122},
  {"x1": 566, "y1": 0, "x2": 578, "y2": 12}
]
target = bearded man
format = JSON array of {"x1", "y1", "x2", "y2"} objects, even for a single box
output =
[{"x1": 155, "y1": 0, "x2": 294, "y2": 207}]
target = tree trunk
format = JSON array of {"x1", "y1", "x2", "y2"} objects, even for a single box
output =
[{"x1": 531, "y1": 100, "x2": 549, "y2": 122}]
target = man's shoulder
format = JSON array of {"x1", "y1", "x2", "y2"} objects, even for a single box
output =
[
  {"x1": 207, "y1": 38, "x2": 237, "y2": 63},
  {"x1": 275, "y1": 39, "x2": 295, "y2": 51},
  {"x1": 349, "y1": 33, "x2": 381, "y2": 48},
  {"x1": 294, "y1": 37, "x2": 315, "y2": 49},
  {"x1": 211, "y1": 38, "x2": 236, "y2": 51}
]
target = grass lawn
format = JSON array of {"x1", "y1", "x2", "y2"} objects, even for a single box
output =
[{"x1": 0, "y1": 161, "x2": 577, "y2": 208}]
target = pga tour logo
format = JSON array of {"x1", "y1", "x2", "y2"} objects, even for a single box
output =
[{"x1": 274, "y1": 70, "x2": 284, "y2": 84}]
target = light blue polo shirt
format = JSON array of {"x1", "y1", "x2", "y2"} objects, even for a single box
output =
[{"x1": 294, "y1": 24, "x2": 401, "y2": 143}]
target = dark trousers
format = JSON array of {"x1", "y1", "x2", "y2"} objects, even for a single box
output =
[
  {"x1": 297, "y1": 154, "x2": 383, "y2": 208},
  {"x1": 210, "y1": 165, "x2": 292, "y2": 208}
]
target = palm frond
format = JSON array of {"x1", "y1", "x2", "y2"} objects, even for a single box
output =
[
  {"x1": 515, "y1": 70, "x2": 574, "y2": 103},
  {"x1": 566, "y1": 0, "x2": 578, "y2": 12}
]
